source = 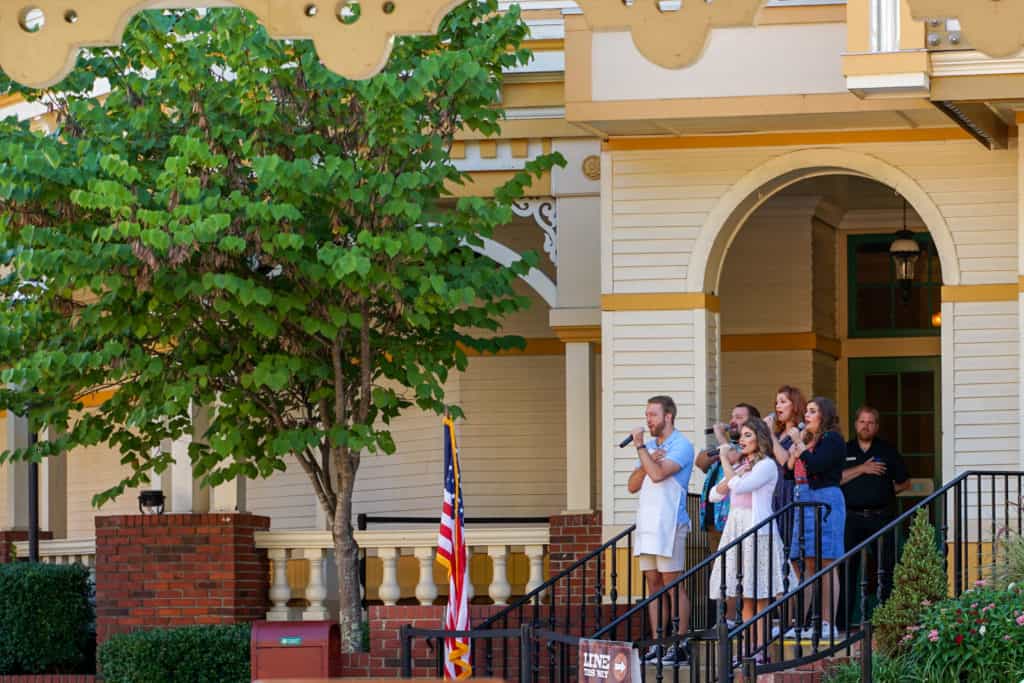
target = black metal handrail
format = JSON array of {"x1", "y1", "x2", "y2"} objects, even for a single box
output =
[{"x1": 722, "y1": 470, "x2": 1024, "y2": 682}]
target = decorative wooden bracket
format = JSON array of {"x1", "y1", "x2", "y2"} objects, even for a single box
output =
[
  {"x1": 3, "y1": 1, "x2": 1024, "y2": 91},
  {"x1": 0, "y1": 0, "x2": 465, "y2": 88},
  {"x1": 906, "y1": 0, "x2": 1024, "y2": 59}
]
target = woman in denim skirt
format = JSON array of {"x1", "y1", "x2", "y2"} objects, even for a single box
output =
[{"x1": 779, "y1": 397, "x2": 846, "y2": 641}]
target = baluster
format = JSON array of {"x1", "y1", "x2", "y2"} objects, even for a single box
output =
[
  {"x1": 465, "y1": 547, "x2": 475, "y2": 601},
  {"x1": 525, "y1": 545, "x2": 545, "y2": 594},
  {"x1": 487, "y1": 546, "x2": 511, "y2": 605},
  {"x1": 414, "y1": 547, "x2": 438, "y2": 606},
  {"x1": 267, "y1": 548, "x2": 292, "y2": 621},
  {"x1": 991, "y1": 474, "x2": 997, "y2": 575},
  {"x1": 976, "y1": 476, "x2": 983, "y2": 586},
  {"x1": 378, "y1": 548, "x2": 401, "y2": 606},
  {"x1": 302, "y1": 548, "x2": 328, "y2": 620},
  {"x1": 594, "y1": 548, "x2": 602, "y2": 631}
]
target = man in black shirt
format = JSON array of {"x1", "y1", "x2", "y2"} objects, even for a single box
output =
[{"x1": 837, "y1": 405, "x2": 911, "y2": 629}]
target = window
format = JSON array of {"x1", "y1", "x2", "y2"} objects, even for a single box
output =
[{"x1": 847, "y1": 233, "x2": 941, "y2": 338}]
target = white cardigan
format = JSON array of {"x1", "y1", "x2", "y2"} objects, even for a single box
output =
[{"x1": 708, "y1": 457, "x2": 779, "y2": 535}]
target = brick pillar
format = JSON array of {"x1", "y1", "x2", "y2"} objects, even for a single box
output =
[
  {"x1": 548, "y1": 511, "x2": 602, "y2": 605},
  {"x1": 0, "y1": 529, "x2": 54, "y2": 563},
  {"x1": 94, "y1": 513, "x2": 270, "y2": 643}
]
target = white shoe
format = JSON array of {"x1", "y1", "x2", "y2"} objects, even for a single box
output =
[
  {"x1": 641, "y1": 645, "x2": 659, "y2": 662},
  {"x1": 782, "y1": 625, "x2": 806, "y2": 639}
]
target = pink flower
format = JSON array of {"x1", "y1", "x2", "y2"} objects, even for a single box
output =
[
  {"x1": 982, "y1": 603, "x2": 995, "y2": 613},
  {"x1": 928, "y1": 629, "x2": 939, "y2": 642},
  {"x1": 1016, "y1": 614, "x2": 1024, "y2": 626},
  {"x1": 921, "y1": 599, "x2": 932, "y2": 606},
  {"x1": 975, "y1": 579, "x2": 987, "y2": 587}
]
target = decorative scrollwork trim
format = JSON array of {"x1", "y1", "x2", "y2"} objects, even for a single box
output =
[{"x1": 511, "y1": 198, "x2": 557, "y2": 266}]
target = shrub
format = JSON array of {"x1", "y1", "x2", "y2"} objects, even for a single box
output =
[
  {"x1": 0, "y1": 563, "x2": 95, "y2": 674},
  {"x1": 990, "y1": 530, "x2": 1024, "y2": 590},
  {"x1": 871, "y1": 509, "x2": 947, "y2": 655},
  {"x1": 98, "y1": 623, "x2": 250, "y2": 683},
  {"x1": 823, "y1": 654, "x2": 921, "y2": 683},
  {"x1": 900, "y1": 584, "x2": 1024, "y2": 683}
]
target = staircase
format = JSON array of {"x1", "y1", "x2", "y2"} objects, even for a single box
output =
[{"x1": 398, "y1": 471, "x2": 1023, "y2": 682}]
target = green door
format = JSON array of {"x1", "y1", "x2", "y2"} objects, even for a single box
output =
[{"x1": 848, "y1": 356, "x2": 941, "y2": 509}]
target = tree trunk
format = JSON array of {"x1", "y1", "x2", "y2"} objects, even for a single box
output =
[{"x1": 333, "y1": 476, "x2": 363, "y2": 653}]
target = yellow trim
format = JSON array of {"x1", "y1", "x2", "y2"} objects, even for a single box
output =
[
  {"x1": 932, "y1": 74, "x2": 1024, "y2": 102},
  {"x1": 460, "y1": 338, "x2": 565, "y2": 356},
  {"x1": 455, "y1": 119, "x2": 590, "y2": 141},
  {"x1": 563, "y1": 15, "x2": 592, "y2": 107},
  {"x1": 450, "y1": 141, "x2": 466, "y2": 160},
  {"x1": 0, "y1": 93, "x2": 22, "y2": 109},
  {"x1": 569, "y1": 93, "x2": 934, "y2": 126},
  {"x1": 1016, "y1": 112, "x2": 1024, "y2": 126},
  {"x1": 445, "y1": 170, "x2": 551, "y2": 198},
  {"x1": 551, "y1": 325, "x2": 601, "y2": 344},
  {"x1": 721, "y1": 332, "x2": 841, "y2": 359},
  {"x1": 941, "y1": 284, "x2": 1018, "y2": 303},
  {"x1": 502, "y1": 82, "x2": 564, "y2": 109},
  {"x1": 758, "y1": 3, "x2": 846, "y2": 25},
  {"x1": 521, "y1": 38, "x2": 564, "y2": 52},
  {"x1": 81, "y1": 389, "x2": 117, "y2": 407},
  {"x1": 601, "y1": 293, "x2": 720, "y2": 313},
  {"x1": 841, "y1": 51, "x2": 930, "y2": 77},
  {"x1": 478, "y1": 140, "x2": 498, "y2": 159},
  {"x1": 603, "y1": 128, "x2": 970, "y2": 152},
  {"x1": 509, "y1": 139, "x2": 529, "y2": 158},
  {"x1": 846, "y1": 0, "x2": 871, "y2": 52},
  {"x1": 843, "y1": 337, "x2": 941, "y2": 358},
  {"x1": 1019, "y1": 275, "x2": 1024, "y2": 290},
  {"x1": 899, "y1": 0, "x2": 926, "y2": 51}
]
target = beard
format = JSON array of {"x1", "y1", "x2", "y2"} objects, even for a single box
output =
[{"x1": 728, "y1": 426, "x2": 741, "y2": 441}]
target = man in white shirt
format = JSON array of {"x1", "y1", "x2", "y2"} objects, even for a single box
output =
[{"x1": 627, "y1": 395, "x2": 695, "y2": 665}]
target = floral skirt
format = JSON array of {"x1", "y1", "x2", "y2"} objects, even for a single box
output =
[{"x1": 709, "y1": 507, "x2": 793, "y2": 600}]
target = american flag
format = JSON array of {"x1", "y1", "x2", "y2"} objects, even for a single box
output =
[{"x1": 436, "y1": 417, "x2": 472, "y2": 680}]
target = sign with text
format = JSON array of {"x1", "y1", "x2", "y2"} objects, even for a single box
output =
[{"x1": 578, "y1": 638, "x2": 641, "y2": 683}]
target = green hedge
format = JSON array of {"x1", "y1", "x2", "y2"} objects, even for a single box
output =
[
  {"x1": 98, "y1": 623, "x2": 251, "y2": 683},
  {"x1": 0, "y1": 563, "x2": 95, "y2": 674}
]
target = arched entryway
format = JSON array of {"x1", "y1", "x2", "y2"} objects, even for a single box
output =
[{"x1": 694, "y1": 150, "x2": 957, "y2": 494}]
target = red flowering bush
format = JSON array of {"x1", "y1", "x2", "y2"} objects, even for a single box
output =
[{"x1": 901, "y1": 584, "x2": 1024, "y2": 682}]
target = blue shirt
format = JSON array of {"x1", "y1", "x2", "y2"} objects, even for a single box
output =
[{"x1": 637, "y1": 429, "x2": 695, "y2": 526}]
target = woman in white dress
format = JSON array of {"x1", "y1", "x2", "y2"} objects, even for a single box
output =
[{"x1": 708, "y1": 416, "x2": 789, "y2": 658}]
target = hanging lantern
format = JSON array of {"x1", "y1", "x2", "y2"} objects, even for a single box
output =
[{"x1": 890, "y1": 198, "x2": 921, "y2": 302}]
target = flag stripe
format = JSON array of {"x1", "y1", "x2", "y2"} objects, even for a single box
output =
[{"x1": 438, "y1": 417, "x2": 472, "y2": 680}]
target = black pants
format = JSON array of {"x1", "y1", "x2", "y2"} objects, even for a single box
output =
[{"x1": 836, "y1": 510, "x2": 896, "y2": 629}]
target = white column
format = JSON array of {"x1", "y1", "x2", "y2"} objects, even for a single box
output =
[
  {"x1": 267, "y1": 548, "x2": 292, "y2": 621},
  {"x1": 1018, "y1": 112, "x2": 1024, "y2": 474},
  {"x1": 487, "y1": 545, "x2": 511, "y2": 605},
  {"x1": 40, "y1": 426, "x2": 66, "y2": 537},
  {"x1": 5, "y1": 413, "x2": 30, "y2": 529},
  {"x1": 414, "y1": 547, "x2": 439, "y2": 606},
  {"x1": 378, "y1": 548, "x2": 401, "y2": 606},
  {"x1": 210, "y1": 477, "x2": 246, "y2": 513},
  {"x1": 301, "y1": 548, "x2": 328, "y2": 621},
  {"x1": 564, "y1": 342, "x2": 594, "y2": 513},
  {"x1": 525, "y1": 544, "x2": 545, "y2": 595}
]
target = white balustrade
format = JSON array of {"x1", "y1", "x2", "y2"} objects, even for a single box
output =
[
  {"x1": 267, "y1": 548, "x2": 292, "y2": 621},
  {"x1": 254, "y1": 525, "x2": 549, "y2": 620},
  {"x1": 301, "y1": 547, "x2": 329, "y2": 621},
  {"x1": 12, "y1": 538, "x2": 96, "y2": 583},
  {"x1": 487, "y1": 546, "x2": 511, "y2": 605}
]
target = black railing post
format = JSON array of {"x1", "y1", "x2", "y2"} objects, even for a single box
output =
[
  {"x1": 519, "y1": 623, "x2": 533, "y2": 683},
  {"x1": 399, "y1": 625, "x2": 412, "y2": 678},
  {"x1": 716, "y1": 618, "x2": 730, "y2": 683},
  {"x1": 860, "y1": 621, "x2": 873, "y2": 683},
  {"x1": 954, "y1": 481, "x2": 963, "y2": 596}
]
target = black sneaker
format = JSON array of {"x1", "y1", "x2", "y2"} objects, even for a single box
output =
[{"x1": 661, "y1": 642, "x2": 689, "y2": 666}]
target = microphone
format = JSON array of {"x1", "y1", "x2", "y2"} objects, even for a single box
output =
[
  {"x1": 704, "y1": 427, "x2": 715, "y2": 435},
  {"x1": 778, "y1": 422, "x2": 806, "y2": 450},
  {"x1": 618, "y1": 434, "x2": 637, "y2": 448}
]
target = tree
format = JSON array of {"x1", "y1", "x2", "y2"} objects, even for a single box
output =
[
  {"x1": 871, "y1": 508, "x2": 947, "y2": 655},
  {"x1": 0, "y1": 3, "x2": 560, "y2": 651}
]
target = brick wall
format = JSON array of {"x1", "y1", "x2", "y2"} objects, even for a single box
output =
[
  {"x1": 94, "y1": 513, "x2": 270, "y2": 642},
  {"x1": 0, "y1": 530, "x2": 54, "y2": 564},
  {"x1": 362, "y1": 602, "x2": 646, "y2": 681},
  {"x1": 548, "y1": 512, "x2": 602, "y2": 605}
]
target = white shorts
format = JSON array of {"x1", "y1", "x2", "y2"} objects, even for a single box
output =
[{"x1": 638, "y1": 522, "x2": 690, "y2": 573}]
